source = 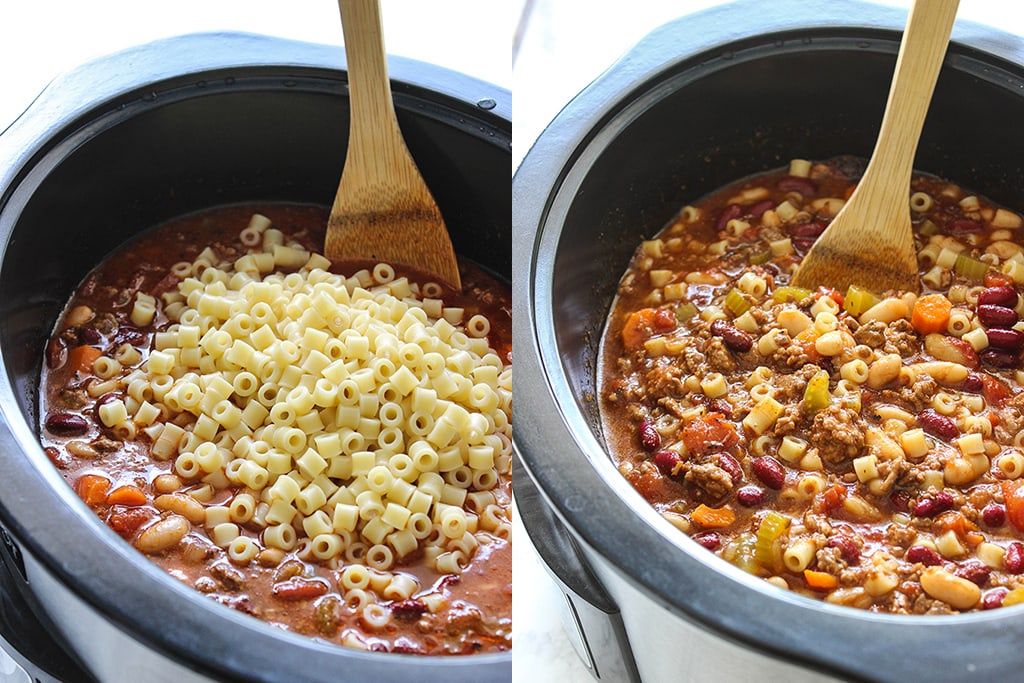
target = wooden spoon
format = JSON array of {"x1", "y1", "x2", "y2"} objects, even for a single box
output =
[
  {"x1": 326, "y1": 0, "x2": 461, "y2": 290},
  {"x1": 789, "y1": 0, "x2": 959, "y2": 295}
]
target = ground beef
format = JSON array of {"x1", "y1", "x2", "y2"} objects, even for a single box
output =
[
  {"x1": 853, "y1": 320, "x2": 887, "y2": 348},
  {"x1": 645, "y1": 363, "x2": 685, "y2": 399},
  {"x1": 810, "y1": 404, "x2": 865, "y2": 466},
  {"x1": 816, "y1": 546, "x2": 847, "y2": 575},
  {"x1": 879, "y1": 373, "x2": 939, "y2": 413},
  {"x1": 685, "y1": 461, "x2": 734, "y2": 500},
  {"x1": 680, "y1": 344, "x2": 707, "y2": 375},
  {"x1": 772, "y1": 404, "x2": 804, "y2": 437},
  {"x1": 703, "y1": 337, "x2": 738, "y2": 374},
  {"x1": 883, "y1": 318, "x2": 921, "y2": 357},
  {"x1": 885, "y1": 522, "x2": 918, "y2": 548}
]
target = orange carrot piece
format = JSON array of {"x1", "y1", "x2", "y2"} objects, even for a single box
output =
[
  {"x1": 76, "y1": 474, "x2": 111, "y2": 506},
  {"x1": 106, "y1": 485, "x2": 148, "y2": 507},
  {"x1": 804, "y1": 569, "x2": 838, "y2": 590},
  {"x1": 621, "y1": 308, "x2": 656, "y2": 349},
  {"x1": 691, "y1": 504, "x2": 736, "y2": 529},
  {"x1": 911, "y1": 294, "x2": 952, "y2": 335},
  {"x1": 67, "y1": 345, "x2": 103, "y2": 374}
]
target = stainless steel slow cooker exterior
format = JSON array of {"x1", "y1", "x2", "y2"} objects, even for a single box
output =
[
  {"x1": 514, "y1": 1, "x2": 1024, "y2": 681},
  {"x1": 0, "y1": 32, "x2": 510, "y2": 683}
]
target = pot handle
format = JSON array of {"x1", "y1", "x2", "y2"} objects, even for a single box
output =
[{"x1": 514, "y1": 455, "x2": 641, "y2": 682}]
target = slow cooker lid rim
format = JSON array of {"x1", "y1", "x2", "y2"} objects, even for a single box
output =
[{"x1": 513, "y1": 0, "x2": 1024, "y2": 679}]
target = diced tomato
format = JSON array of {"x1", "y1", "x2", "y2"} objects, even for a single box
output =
[
  {"x1": 652, "y1": 308, "x2": 676, "y2": 331},
  {"x1": 820, "y1": 483, "x2": 847, "y2": 513},
  {"x1": 108, "y1": 507, "x2": 155, "y2": 537},
  {"x1": 1003, "y1": 480, "x2": 1024, "y2": 532},
  {"x1": 985, "y1": 271, "x2": 1016, "y2": 288},
  {"x1": 981, "y1": 373, "x2": 1013, "y2": 406},
  {"x1": 680, "y1": 414, "x2": 738, "y2": 457},
  {"x1": 817, "y1": 286, "x2": 844, "y2": 307}
]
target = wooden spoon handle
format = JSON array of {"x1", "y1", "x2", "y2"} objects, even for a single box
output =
[
  {"x1": 860, "y1": 0, "x2": 959, "y2": 199},
  {"x1": 338, "y1": 0, "x2": 404, "y2": 181}
]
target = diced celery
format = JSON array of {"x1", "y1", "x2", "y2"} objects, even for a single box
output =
[
  {"x1": 843, "y1": 285, "x2": 881, "y2": 317},
  {"x1": 772, "y1": 286, "x2": 812, "y2": 303},
  {"x1": 674, "y1": 301, "x2": 698, "y2": 322},
  {"x1": 754, "y1": 511, "x2": 789, "y2": 569},
  {"x1": 727, "y1": 532, "x2": 761, "y2": 575},
  {"x1": 749, "y1": 249, "x2": 772, "y2": 265},
  {"x1": 803, "y1": 369, "x2": 832, "y2": 412},
  {"x1": 724, "y1": 288, "x2": 751, "y2": 317},
  {"x1": 953, "y1": 252, "x2": 989, "y2": 281}
]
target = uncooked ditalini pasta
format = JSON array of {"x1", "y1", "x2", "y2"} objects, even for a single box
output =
[{"x1": 41, "y1": 206, "x2": 512, "y2": 654}]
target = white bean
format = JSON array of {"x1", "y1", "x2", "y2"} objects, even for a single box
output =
[{"x1": 136, "y1": 514, "x2": 190, "y2": 554}]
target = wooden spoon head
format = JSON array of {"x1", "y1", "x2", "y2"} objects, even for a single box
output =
[
  {"x1": 325, "y1": 178, "x2": 462, "y2": 290},
  {"x1": 789, "y1": 213, "x2": 920, "y2": 295}
]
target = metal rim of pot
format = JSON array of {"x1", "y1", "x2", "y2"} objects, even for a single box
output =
[
  {"x1": 513, "y1": 1, "x2": 1024, "y2": 681},
  {"x1": 0, "y1": 31, "x2": 510, "y2": 683}
]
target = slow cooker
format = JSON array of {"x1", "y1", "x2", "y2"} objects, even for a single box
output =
[
  {"x1": 0, "y1": 32, "x2": 510, "y2": 682},
  {"x1": 513, "y1": 1, "x2": 1024, "y2": 681}
]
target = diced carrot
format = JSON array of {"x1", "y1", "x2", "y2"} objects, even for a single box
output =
[
  {"x1": 67, "y1": 345, "x2": 103, "y2": 375},
  {"x1": 804, "y1": 569, "x2": 838, "y2": 590},
  {"x1": 793, "y1": 325, "x2": 822, "y2": 361},
  {"x1": 691, "y1": 504, "x2": 736, "y2": 529},
  {"x1": 106, "y1": 485, "x2": 148, "y2": 507},
  {"x1": 680, "y1": 414, "x2": 739, "y2": 457},
  {"x1": 911, "y1": 294, "x2": 952, "y2": 334},
  {"x1": 622, "y1": 308, "x2": 657, "y2": 349},
  {"x1": 76, "y1": 473, "x2": 111, "y2": 506},
  {"x1": 1003, "y1": 480, "x2": 1024, "y2": 532}
]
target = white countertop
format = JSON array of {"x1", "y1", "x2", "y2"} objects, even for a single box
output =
[{"x1": 5, "y1": 2, "x2": 1024, "y2": 682}]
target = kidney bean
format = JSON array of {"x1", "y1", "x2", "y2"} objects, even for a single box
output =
[
  {"x1": 748, "y1": 199, "x2": 774, "y2": 217},
  {"x1": 1005, "y1": 542, "x2": 1024, "y2": 574},
  {"x1": 706, "y1": 398, "x2": 733, "y2": 417},
  {"x1": 917, "y1": 409, "x2": 959, "y2": 441},
  {"x1": 716, "y1": 203, "x2": 744, "y2": 231},
  {"x1": 639, "y1": 420, "x2": 661, "y2": 451},
  {"x1": 947, "y1": 218, "x2": 983, "y2": 235},
  {"x1": 391, "y1": 599, "x2": 429, "y2": 620},
  {"x1": 714, "y1": 453, "x2": 743, "y2": 485},
  {"x1": 985, "y1": 328, "x2": 1024, "y2": 351},
  {"x1": 955, "y1": 561, "x2": 991, "y2": 587},
  {"x1": 111, "y1": 325, "x2": 146, "y2": 347},
  {"x1": 827, "y1": 535, "x2": 861, "y2": 565},
  {"x1": 978, "y1": 286, "x2": 1019, "y2": 309},
  {"x1": 752, "y1": 456, "x2": 785, "y2": 490},
  {"x1": 736, "y1": 485, "x2": 766, "y2": 507},
  {"x1": 777, "y1": 176, "x2": 817, "y2": 196},
  {"x1": 792, "y1": 237, "x2": 817, "y2": 254},
  {"x1": 788, "y1": 221, "x2": 827, "y2": 238},
  {"x1": 982, "y1": 587, "x2": 1009, "y2": 610},
  {"x1": 906, "y1": 545, "x2": 944, "y2": 566},
  {"x1": 709, "y1": 319, "x2": 753, "y2": 352},
  {"x1": 961, "y1": 373, "x2": 984, "y2": 393},
  {"x1": 44, "y1": 412, "x2": 88, "y2": 435},
  {"x1": 912, "y1": 491, "x2": 954, "y2": 518},
  {"x1": 653, "y1": 450, "x2": 682, "y2": 475},
  {"x1": 977, "y1": 304, "x2": 1019, "y2": 329},
  {"x1": 889, "y1": 489, "x2": 910, "y2": 513},
  {"x1": 981, "y1": 348, "x2": 1019, "y2": 369},
  {"x1": 45, "y1": 337, "x2": 67, "y2": 370},
  {"x1": 982, "y1": 503, "x2": 1007, "y2": 527},
  {"x1": 693, "y1": 531, "x2": 721, "y2": 550},
  {"x1": 77, "y1": 327, "x2": 103, "y2": 345}
]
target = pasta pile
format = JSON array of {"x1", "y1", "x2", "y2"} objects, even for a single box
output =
[{"x1": 90, "y1": 215, "x2": 512, "y2": 596}]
